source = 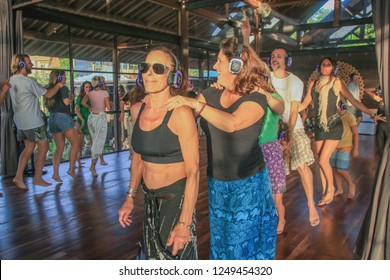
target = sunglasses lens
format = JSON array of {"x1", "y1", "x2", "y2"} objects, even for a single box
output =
[
  {"x1": 152, "y1": 63, "x2": 166, "y2": 74},
  {"x1": 139, "y1": 63, "x2": 150, "y2": 73}
]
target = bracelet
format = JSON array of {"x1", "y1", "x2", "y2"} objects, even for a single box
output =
[
  {"x1": 195, "y1": 101, "x2": 206, "y2": 116},
  {"x1": 177, "y1": 221, "x2": 191, "y2": 229},
  {"x1": 126, "y1": 187, "x2": 137, "y2": 198}
]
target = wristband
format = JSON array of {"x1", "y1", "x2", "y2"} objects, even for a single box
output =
[
  {"x1": 195, "y1": 101, "x2": 206, "y2": 116},
  {"x1": 126, "y1": 187, "x2": 137, "y2": 198}
]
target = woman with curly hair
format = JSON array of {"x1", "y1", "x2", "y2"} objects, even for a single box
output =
[{"x1": 166, "y1": 37, "x2": 278, "y2": 260}]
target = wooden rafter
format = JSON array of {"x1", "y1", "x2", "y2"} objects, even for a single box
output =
[{"x1": 12, "y1": 0, "x2": 45, "y2": 9}]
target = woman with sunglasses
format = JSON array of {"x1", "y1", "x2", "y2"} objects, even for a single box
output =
[
  {"x1": 299, "y1": 57, "x2": 386, "y2": 206},
  {"x1": 45, "y1": 70, "x2": 79, "y2": 181},
  {"x1": 166, "y1": 37, "x2": 277, "y2": 260},
  {"x1": 81, "y1": 76, "x2": 110, "y2": 176},
  {"x1": 118, "y1": 47, "x2": 199, "y2": 260}
]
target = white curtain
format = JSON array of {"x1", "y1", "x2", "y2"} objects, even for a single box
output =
[{"x1": 355, "y1": 0, "x2": 390, "y2": 260}]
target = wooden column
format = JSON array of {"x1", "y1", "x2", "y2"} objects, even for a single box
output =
[{"x1": 179, "y1": 1, "x2": 189, "y2": 72}]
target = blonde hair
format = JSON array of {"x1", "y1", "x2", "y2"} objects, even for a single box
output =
[
  {"x1": 91, "y1": 76, "x2": 106, "y2": 89},
  {"x1": 11, "y1": 53, "x2": 29, "y2": 73}
]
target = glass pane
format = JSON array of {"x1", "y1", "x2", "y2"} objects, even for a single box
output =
[{"x1": 71, "y1": 27, "x2": 114, "y2": 72}]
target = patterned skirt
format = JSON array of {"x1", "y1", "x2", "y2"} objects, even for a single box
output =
[
  {"x1": 260, "y1": 140, "x2": 287, "y2": 194},
  {"x1": 138, "y1": 178, "x2": 198, "y2": 260},
  {"x1": 208, "y1": 168, "x2": 277, "y2": 260}
]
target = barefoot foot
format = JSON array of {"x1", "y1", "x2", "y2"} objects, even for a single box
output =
[
  {"x1": 347, "y1": 184, "x2": 356, "y2": 199},
  {"x1": 318, "y1": 187, "x2": 335, "y2": 206},
  {"x1": 277, "y1": 219, "x2": 286, "y2": 234},
  {"x1": 67, "y1": 170, "x2": 75, "y2": 178},
  {"x1": 100, "y1": 161, "x2": 108, "y2": 166},
  {"x1": 33, "y1": 177, "x2": 52, "y2": 187},
  {"x1": 334, "y1": 187, "x2": 343, "y2": 197},
  {"x1": 309, "y1": 205, "x2": 320, "y2": 226},
  {"x1": 13, "y1": 177, "x2": 28, "y2": 190},
  {"x1": 52, "y1": 176, "x2": 63, "y2": 183},
  {"x1": 89, "y1": 166, "x2": 98, "y2": 177}
]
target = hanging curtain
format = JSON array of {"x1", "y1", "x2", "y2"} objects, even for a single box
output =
[
  {"x1": 0, "y1": 0, "x2": 18, "y2": 177},
  {"x1": 355, "y1": 0, "x2": 390, "y2": 260}
]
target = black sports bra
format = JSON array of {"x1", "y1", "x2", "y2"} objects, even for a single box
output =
[{"x1": 131, "y1": 103, "x2": 184, "y2": 164}]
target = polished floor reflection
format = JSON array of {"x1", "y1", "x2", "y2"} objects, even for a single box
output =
[{"x1": 0, "y1": 135, "x2": 378, "y2": 260}]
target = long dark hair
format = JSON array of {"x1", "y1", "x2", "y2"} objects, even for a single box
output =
[
  {"x1": 45, "y1": 69, "x2": 65, "y2": 108},
  {"x1": 79, "y1": 81, "x2": 92, "y2": 99}
]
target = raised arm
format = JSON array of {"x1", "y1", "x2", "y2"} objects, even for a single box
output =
[
  {"x1": 118, "y1": 102, "x2": 144, "y2": 228},
  {"x1": 0, "y1": 80, "x2": 11, "y2": 106},
  {"x1": 43, "y1": 82, "x2": 64, "y2": 99},
  {"x1": 166, "y1": 106, "x2": 200, "y2": 256}
]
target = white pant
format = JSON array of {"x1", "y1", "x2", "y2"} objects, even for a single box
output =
[{"x1": 88, "y1": 112, "x2": 107, "y2": 159}]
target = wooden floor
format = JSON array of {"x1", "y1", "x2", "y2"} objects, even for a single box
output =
[{"x1": 0, "y1": 135, "x2": 379, "y2": 260}]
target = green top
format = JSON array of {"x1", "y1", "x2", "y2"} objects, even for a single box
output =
[
  {"x1": 258, "y1": 92, "x2": 283, "y2": 144},
  {"x1": 76, "y1": 95, "x2": 91, "y2": 135}
]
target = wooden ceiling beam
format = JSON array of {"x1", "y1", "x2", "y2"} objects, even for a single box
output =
[
  {"x1": 12, "y1": 0, "x2": 45, "y2": 9},
  {"x1": 186, "y1": 0, "x2": 239, "y2": 10},
  {"x1": 24, "y1": 30, "x2": 113, "y2": 48},
  {"x1": 145, "y1": 7, "x2": 174, "y2": 27},
  {"x1": 262, "y1": 17, "x2": 373, "y2": 34},
  {"x1": 45, "y1": 23, "x2": 63, "y2": 37}
]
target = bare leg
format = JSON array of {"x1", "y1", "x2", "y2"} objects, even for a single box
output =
[
  {"x1": 333, "y1": 168, "x2": 344, "y2": 196},
  {"x1": 316, "y1": 140, "x2": 339, "y2": 206},
  {"x1": 315, "y1": 140, "x2": 327, "y2": 195},
  {"x1": 77, "y1": 131, "x2": 85, "y2": 166},
  {"x1": 32, "y1": 140, "x2": 51, "y2": 187},
  {"x1": 273, "y1": 193, "x2": 286, "y2": 234},
  {"x1": 100, "y1": 154, "x2": 108, "y2": 165},
  {"x1": 89, "y1": 157, "x2": 98, "y2": 176},
  {"x1": 13, "y1": 140, "x2": 36, "y2": 190},
  {"x1": 64, "y1": 128, "x2": 79, "y2": 177},
  {"x1": 52, "y1": 133, "x2": 65, "y2": 183},
  {"x1": 297, "y1": 163, "x2": 320, "y2": 226},
  {"x1": 337, "y1": 169, "x2": 356, "y2": 199}
]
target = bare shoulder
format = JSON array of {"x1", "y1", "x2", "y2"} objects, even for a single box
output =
[
  {"x1": 130, "y1": 102, "x2": 143, "y2": 121},
  {"x1": 172, "y1": 106, "x2": 194, "y2": 121},
  {"x1": 170, "y1": 106, "x2": 196, "y2": 134}
]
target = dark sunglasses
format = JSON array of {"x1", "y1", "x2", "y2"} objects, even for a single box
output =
[{"x1": 138, "y1": 63, "x2": 169, "y2": 75}]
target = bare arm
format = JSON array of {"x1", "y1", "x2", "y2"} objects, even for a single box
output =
[
  {"x1": 118, "y1": 102, "x2": 144, "y2": 228},
  {"x1": 119, "y1": 100, "x2": 125, "y2": 122},
  {"x1": 166, "y1": 95, "x2": 265, "y2": 133},
  {"x1": 289, "y1": 101, "x2": 300, "y2": 133},
  {"x1": 298, "y1": 81, "x2": 314, "y2": 112},
  {"x1": 81, "y1": 95, "x2": 91, "y2": 109},
  {"x1": 261, "y1": 90, "x2": 284, "y2": 115},
  {"x1": 0, "y1": 80, "x2": 11, "y2": 106},
  {"x1": 104, "y1": 96, "x2": 111, "y2": 111},
  {"x1": 339, "y1": 79, "x2": 386, "y2": 123},
  {"x1": 166, "y1": 106, "x2": 200, "y2": 255},
  {"x1": 241, "y1": 17, "x2": 251, "y2": 47},
  {"x1": 43, "y1": 82, "x2": 63, "y2": 99}
]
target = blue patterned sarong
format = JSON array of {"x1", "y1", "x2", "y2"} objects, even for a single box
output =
[{"x1": 208, "y1": 168, "x2": 277, "y2": 260}]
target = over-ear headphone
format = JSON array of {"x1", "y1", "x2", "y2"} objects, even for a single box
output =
[
  {"x1": 57, "y1": 74, "x2": 64, "y2": 83},
  {"x1": 167, "y1": 52, "x2": 183, "y2": 88},
  {"x1": 137, "y1": 51, "x2": 183, "y2": 89},
  {"x1": 229, "y1": 43, "x2": 244, "y2": 74},
  {"x1": 349, "y1": 73, "x2": 357, "y2": 82},
  {"x1": 339, "y1": 100, "x2": 347, "y2": 110},
  {"x1": 97, "y1": 77, "x2": 104, "y2": 88},
  {"x1": 18, "y1": 55, "x2": 26, "y2": 69},
  {"x1": 267, "y1": 49, "x2": 292, "y2": 67}
]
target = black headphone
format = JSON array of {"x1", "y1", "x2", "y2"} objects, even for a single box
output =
[
  {"x1": 349, "y1": 73, "x2": 357, "y2": 82},
  {"x1": 339, "y1": 100, "x2": 347, "y2": 110},
  {"x1": 137, "y1": 51, "x2": 183, "y2": 89},
  {"x1": 267, "y1": 49, "x2": 292, "y2": 67},
  {"x1": 229, "y1": 43, "x2": 244, "y2": 74}
]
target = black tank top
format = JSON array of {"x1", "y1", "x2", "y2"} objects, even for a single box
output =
[
  {"x1": 200, "y1": 87, "x2": 267, "y2": 181},
  {"x1": 131, "y1": 103, "x2": 184, "y2": 164}
]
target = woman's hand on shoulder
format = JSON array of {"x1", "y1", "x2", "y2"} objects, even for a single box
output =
[{"x1": 165, "y1": 96, "x2": 197, "y2": 111}]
